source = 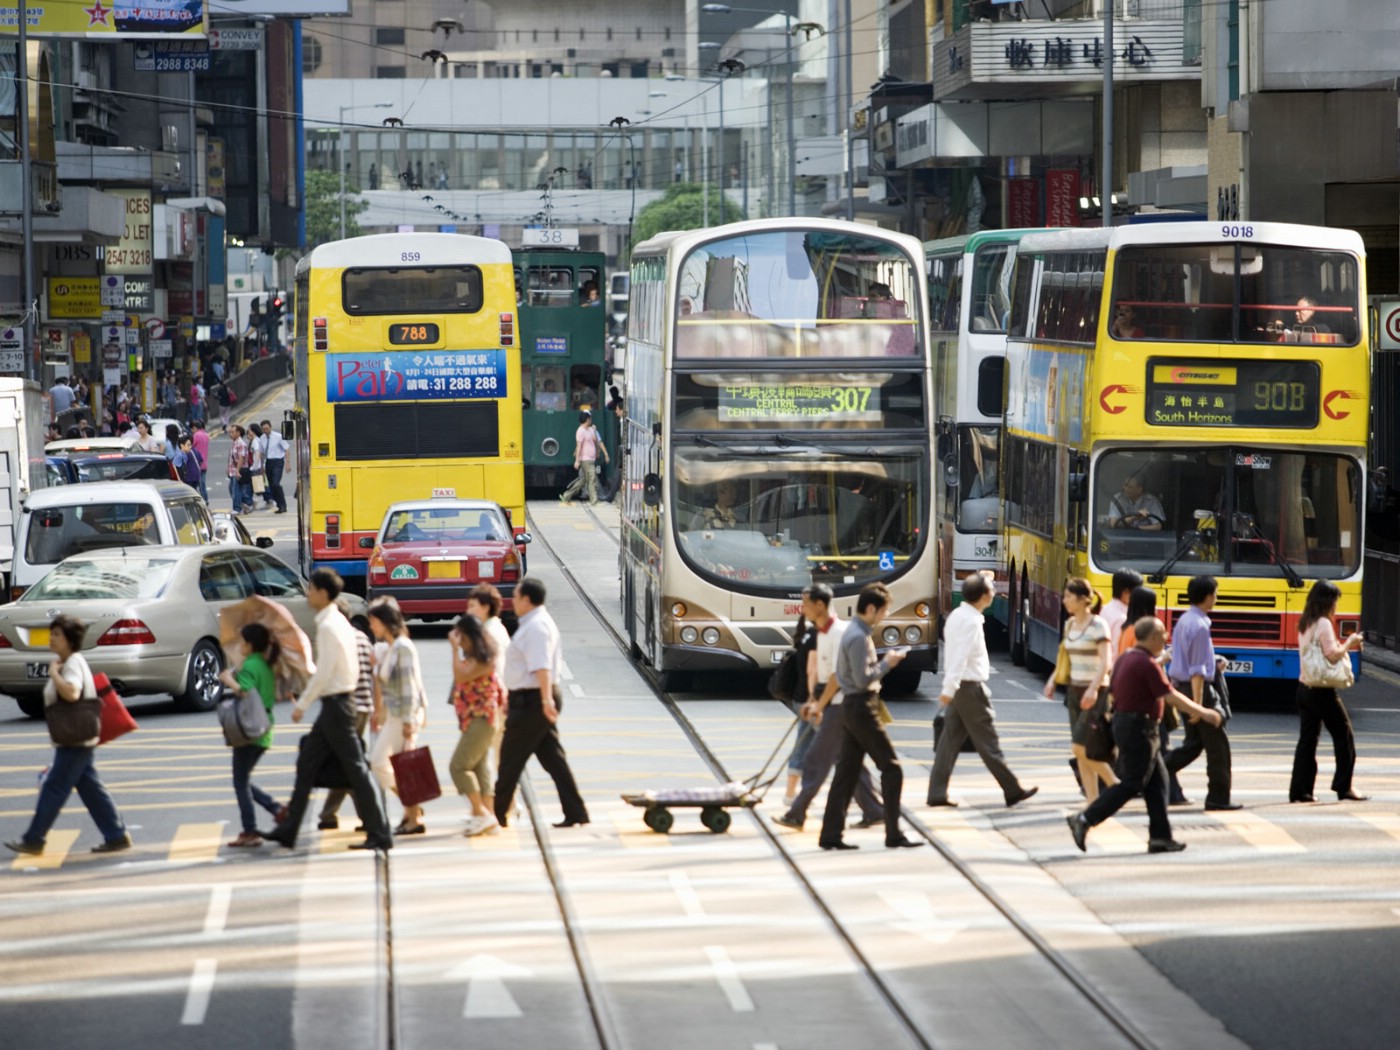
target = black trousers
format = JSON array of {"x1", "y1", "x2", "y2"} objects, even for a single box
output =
[
  {"x1": 819, "y1": 692, "x2": 903, "y2": 846},
  {"x1": 1082, "y1": 712, "x2": 1172, "y2": 842},
  {"x1": 321, "y1": 709, "x2": 371, "y2": 819},
  {"x1": 265, "y1": 457, "x2": 287, "y2": 512},
  {"x1": 1165, "y1": 704, "x2": 1232, "y2": 806},
  {"x1": 1290, "y1": 684, "x2": 1357, "y2": 799},
  {"x1": 281, "y1": 695, "x2": 390, "y2": 846},
  {"x1": 494, "y1": 689, "x2": 589, "y2": 826},
  {"x1": 783, "y1": 693, "x2": 882, "y2": 825}
]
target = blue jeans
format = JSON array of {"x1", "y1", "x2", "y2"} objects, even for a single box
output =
[
  {"x1": 228, "y1": 475, "x2": 253, "y2": 510},
  {"x1": 232, "y1": 745, "x2": 281, "y2": 834},
  {"x1": 786, "y1": 719, "x2": 817, "y2": 773},
  {"x1": 22, "y1": 746, "x2": 126, "y2": 847}
]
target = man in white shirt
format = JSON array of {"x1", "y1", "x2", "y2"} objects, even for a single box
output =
[
  {"x1": 49, "y1": 378, "x2": 75, "y2": 416},
  {"x1": 771, "y1": 584, "x2": 883, "y2": 831},
  {"x1": 1103, "y1": 568, "x2": 1144, "y2": 650},
  {"x1": 261, "y1": 570, "x2": 392, "y2": 851},
  {"x1": 259, "y1": 419, "x2": 289, "y2": 513},
  {"x1": 492, "y1": 577, "x2": 590, "y2": 828},
  {"x1": 927, "y1": 572, "x2": 1038, "y2": 808}
]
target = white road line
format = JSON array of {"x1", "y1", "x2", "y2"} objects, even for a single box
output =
[
  {"x1": 704, "y1": 945, "x2": 755, "y2": 1012},
  {"x1": 669, "y1": 871, "x2": 706, "y2": 917},
  {"x1": 203, "y1": 885, "x2": 232, "y2": 936},
  {"x1": 754, "y1": 1044, "x2": 780, "y2": 1050},
  {"x1": 569, "y1": 682, "x2": 587, "y2": 698},
  {"x1": 180, "y1": 959, "x2": 218, "y2": 1025},
  {"x1": 559, "y1": 658, "x2": 574, "y2": 681}
]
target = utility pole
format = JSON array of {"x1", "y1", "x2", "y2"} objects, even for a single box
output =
[
  {"x1": 1102, "y1": 0, "x2": 1114, "y2": 229},
  {"x1": 18, "y1": 4, "x2": 37, "y2": 381}
]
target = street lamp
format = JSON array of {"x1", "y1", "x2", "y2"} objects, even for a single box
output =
[
  {"x1": 338, "y1": 103, "x2": 391, "y2": 240},
  {"x1": 702, "y1": 3, "x2": 797, "y2": 217}
]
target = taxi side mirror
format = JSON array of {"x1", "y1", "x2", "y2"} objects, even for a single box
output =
[
  {"x1": 358, "y1": 536, "x2": 376, "y2": 549},
  {"x1": 256, "y1": 536, "x2": 274, "y2": 549},
  {"x1": 516, "y1": 532, "x2": 532, "y2": 545}
]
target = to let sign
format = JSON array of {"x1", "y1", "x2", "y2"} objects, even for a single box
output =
[{"x1": 106, "y1": 190, "x2": 154, "y2": 275}]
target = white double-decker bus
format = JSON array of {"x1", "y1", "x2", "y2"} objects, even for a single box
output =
[{"x1": 619, "y1": 218, "x2": 936, "y2": 692}]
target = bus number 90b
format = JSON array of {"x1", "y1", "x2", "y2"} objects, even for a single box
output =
[{"x1": 1254, "y1": 381, "x2": 1306, "y2": 413}]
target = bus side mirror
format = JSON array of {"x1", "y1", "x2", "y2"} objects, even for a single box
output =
[
  {"x1": 643, "y1": 473, "x2": 662, "y2": 507},
  {"x1": 282, "y1": 420, "x2": 295, "y2": 440},
  {"x1": 1068, "y1": 473, "x2": 1088, "y2": 503}
]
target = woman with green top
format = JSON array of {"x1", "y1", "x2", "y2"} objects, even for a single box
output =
[{"x1": 220, "y1": 623, "x2": 286, "y2": 848}]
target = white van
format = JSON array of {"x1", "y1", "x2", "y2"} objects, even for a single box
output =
[{"x1": 12, "y1": 480, "x2": 216, "y2": 599}]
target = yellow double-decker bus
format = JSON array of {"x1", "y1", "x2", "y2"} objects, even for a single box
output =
[
  {"x1": 291, "y1": 233, "x2": 524, "y2": 589},
  {"x1": 1004, "y1": 222, "x2": 1368, "y2": 681}
]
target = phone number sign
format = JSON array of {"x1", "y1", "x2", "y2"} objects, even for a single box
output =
[{"x1": 326, "y1": 350, "x2": 507, "y2": 403}]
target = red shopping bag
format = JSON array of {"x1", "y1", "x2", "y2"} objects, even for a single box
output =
[
  {"x1": 94, "y1": 672, "x2": 138, "y2": 745},
  {"x1": 389, "y1": 746, "x2": 442, "y2": 808}
]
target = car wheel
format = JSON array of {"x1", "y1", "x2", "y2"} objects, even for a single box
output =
[
  {"x1": 176, "y1": 639, "x2": 225, "y2": 712},
  {"x1": 15, "y1": 695, "x2": 44, "y2": 720}
]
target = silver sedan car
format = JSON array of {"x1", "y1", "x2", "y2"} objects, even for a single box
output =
[{"x1": 0, "y1": 545, "x2": 366, "y2": 718}]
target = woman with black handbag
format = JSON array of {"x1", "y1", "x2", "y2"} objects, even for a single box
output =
[
  {"x1": 775, "y1": 608, "x2": 818, "y2": 804},
  {"x1": 1290, "y1": 580, "x2": 1367, "y2": 803},
  {"x1": 5, "y1": 616, "x2": 132, "y2": 856}
]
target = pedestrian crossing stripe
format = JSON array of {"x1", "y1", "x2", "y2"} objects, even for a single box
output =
[
  {"x1": 1085, "y1": 817, "x2": 1144, "y2": 852},
  {"x1": 9, "y1": 829, "x2": 80, "y2": 871},
  {"x1": 169, "y1": 823, "x2": 226, "y2": 863},
  {"x1": 1201, "y1": 809, "x2": 1305, "y2": 853},
  {"x1": 1351, "y1": 811, "x2": 1400, "y2": 843}
]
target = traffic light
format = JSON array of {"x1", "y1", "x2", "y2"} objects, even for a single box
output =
[{"x1": 269, "y1": 293, "x2": 285, "y2": 319}]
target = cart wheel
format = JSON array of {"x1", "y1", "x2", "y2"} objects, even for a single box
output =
[
  {"x1": 700, "y1": 806, "x2": 731, "y2": 834},
  {"x1": 649, "y1": 808, "x2": 675, "y2": 834}
]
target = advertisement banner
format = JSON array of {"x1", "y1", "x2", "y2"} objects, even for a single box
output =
[
  {"x1": 106, "y1": 189, "x2": 154, "y2": 275},
  {"x1": 1046, "y1": 169, "x2": 1081, "y2": 228},
  {"x1": 72, "y1": 332, "x2": 92, "y2": 363},
  {"x1": 1007, "y1": 178, "x2": 1041, "y2": 229},
  {"x1": 0, "y1": 1, "x2": 208, "y2": 38},
  {"x1": 47, "y1": 276, "x2": 102, "y2": 319},
  {"x1": 326, "y1": 351, "x2": 508, "y2": 404}
]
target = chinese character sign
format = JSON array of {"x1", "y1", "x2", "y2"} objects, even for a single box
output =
[
  {"x1": 326, "y1": 350, "x2": 508, "y2": 403},
  {"x1": 0, "y1": 0, "x2": 208, "y2": 38}
]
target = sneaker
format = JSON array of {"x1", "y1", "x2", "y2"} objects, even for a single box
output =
[
  {"x1": 770, "y1": 814, "x2": 804, "y2": 831},
  {"x1": 463, "y1": 816, "x2": 499, "y2": 837},
  {"x1": 227, "y1": 832, "x2": 263, "y2": 849}
]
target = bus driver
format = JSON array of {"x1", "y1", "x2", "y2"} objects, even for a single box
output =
[{"x1": 1108, "y1": 475, "x2": 1166, "y2": 531}]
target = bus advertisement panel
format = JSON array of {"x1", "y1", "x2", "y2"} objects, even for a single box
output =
[
  {"x1": 1003, "y1": 222, "x2": 1368, "y2": 681},
  {"x1": 291, "y1": 233, "x2": 524, "y2": 587}
]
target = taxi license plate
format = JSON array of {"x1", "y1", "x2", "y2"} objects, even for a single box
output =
[
  {"x1": 26, "y1": 663, "x2": 49, "y2": 680},
  {"x1": 427, "y1": 561, "x2": 461, "y2": 580},
  {"x1": 1225, "y1": 660, "x2": 1253, "y2": 675},
  {"x1": 28, "y1": 627, "x2": 49, "y2": 648}
]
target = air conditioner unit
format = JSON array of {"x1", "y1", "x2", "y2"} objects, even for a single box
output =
[
  {"x1": 662, "y1": 48, "x2": 675, "y2": 58},
  {"x1": 75, "y1": 71, "x2": 96, "y2": 92}
]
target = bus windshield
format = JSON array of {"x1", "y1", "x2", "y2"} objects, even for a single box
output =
[
  {"x1": 968, "y1": 243, "x2": 1015, "y2": 335},
  {"x1": 675, "y1": 230, "x2": 920, "y2": 359},
  {"x1": 1093, "y1": 447, "x2": 1361, "y2": 580},
  {"x1": 1109, "y1": 244, "x2": 1360, "y2": 345},
  {"x1": 672, "y1": 445, "x2": 927, "y2": 594}
]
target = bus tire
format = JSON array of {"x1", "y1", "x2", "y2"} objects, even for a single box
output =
[
  {"x1": 659, "y1": 669, "x2": 691, "y2": 692},
  {"x1": 881, "y1": 664, "x2": 922, "y2": 697},
  {"x1": 1009, "y1": 569, "x2": 1027, "y2": 667}
]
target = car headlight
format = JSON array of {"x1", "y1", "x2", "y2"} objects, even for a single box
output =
[
  {"x1": 701, "y1": 627, "x2": 721, "y2": 646},
  {"x1": 882, "y1": 626, "x2": 901, "y2": 645},
  {"x1": 680, "y1": 625, "x2": 699, "y2": 644},
  {"x1": 904, "y1": 626, "x2": 921, "y2": 643}
]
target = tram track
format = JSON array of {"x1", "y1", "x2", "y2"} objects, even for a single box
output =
[{"x1": 532, "y1": 500, "x2": 1162, "y2": 1050}]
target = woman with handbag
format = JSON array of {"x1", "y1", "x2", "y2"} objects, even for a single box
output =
[
  {"x1": 779, "y1": 610, "x2": 819, "y2": 804},
  {"x1": 1290, "y1": 580, "x2": 1367, "y2": 803},
  {"x1": 219, "y1": 623, "x2": 286, "y2": 848},
  {"x1": 367, "y1": 600, "x2": 430, "y2": 835},
  {"x1": 1043, "y1": 578, "x2": 1118, "y2": 803},
  {"x1": 448, "y1": 614, "x2": 507, "y2": 837},
  {"x1": 5, "y1": 616, "x2": 132, "y2": 856}
]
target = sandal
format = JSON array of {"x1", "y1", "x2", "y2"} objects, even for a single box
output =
[
  {"x1": 394, "y1": 822, "x2": 426, "y2": 836},
  {"x1": 227, "y1": 832, "x2": 263, "y2": 849}
]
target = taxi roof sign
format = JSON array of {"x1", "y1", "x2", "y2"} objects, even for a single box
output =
[{"x1": 431, "y1": 488, "x2": 457, "y2": 498}]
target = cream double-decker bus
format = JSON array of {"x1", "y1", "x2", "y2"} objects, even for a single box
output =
[{"x1": 619, "y1": 219, "x2": 936, "y2": 692}]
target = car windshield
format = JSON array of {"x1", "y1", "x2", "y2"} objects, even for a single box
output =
[
  {"x1": 22, "y1": 556, "x2": 179, "y2": 601},
  {"x1": 76, "y1": 457, "x2": 170, "y2": 482},
  {"x1": 382, "y1": 505, "x2": 510, "y2": 543},
  {"x1": 672, "y1": 444, "x2": 928, "y2": 595},
  {"x1": 1092, "y1": 448, "x2": 1361, "y2": 580},
  {"x1": 24, "y1": 501, "x2": 162, "y2": 566}
]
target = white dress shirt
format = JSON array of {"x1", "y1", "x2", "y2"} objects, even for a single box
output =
[
  {"x1": 1103, "y1": 598, "x2": 1129, "y2": 649},
  {"x1": 940, "y1": 601, "x2": 991, "y2": 698},
  {"x1": 814, "y1": 615, "x2": 849, "y2": 705},
  {"x1": 503, "y1": 606, "x2": 561, "y2": 691},
  {"x1": 296, "y1": 604, "x2": 361, "y2": 711}
]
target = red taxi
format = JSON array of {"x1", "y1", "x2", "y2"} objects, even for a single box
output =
[{"x1": 366, "y1": 495, "x2": 530, "y2": 621}]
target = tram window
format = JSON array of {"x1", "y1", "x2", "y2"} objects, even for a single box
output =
[
  {"x1": 529, "y1": 266, "x2": 574, "y2": 307},
  {"x1": 520, "y1": 368, "x2": 534, "y2": 408},
  {"x1": 570, "y1": 366, "x2": 600, "y2": 409},
  {"x1": 535, "y1": 366, "x2": 567, "y2": 411}
]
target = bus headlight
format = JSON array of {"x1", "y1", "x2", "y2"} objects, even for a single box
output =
[
  {"x1": 904, "y1": 626, "x2": 922, "y2": 643},
  {"x1": 701, "y1": 627, "x2": 721, "y2": 646},
  {"x1": 680, "y1": 626, "x2": 699, "y2": 644},
  {"x1": 671, "y1": 601, "x2": 687, "y2": 617},
  {"x1": 916, "y1": 602, "x2": 930, "y2": 618},
  {"x1": 882, "y1": 626, "x2": 901, "y2": 645}
]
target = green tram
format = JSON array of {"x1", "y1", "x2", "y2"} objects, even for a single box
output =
[{"x1": 512, "y1": 247, "x2": 616, "y2": 491}]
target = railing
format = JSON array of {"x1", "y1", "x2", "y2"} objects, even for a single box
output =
[
  {"x1": 955, "y1": 0, "x2": 1186, "y2": 28},
  {"x1": 1363, "y1": 548, "x2": 1400, "y2": 650}
]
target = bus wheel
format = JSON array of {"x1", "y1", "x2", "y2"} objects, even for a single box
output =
[
  {"x1": 1009, "y1": 570, "x2": 1027, "y2": 667},
  {"x1": 659, "y1": 669, "x2": 691, "y2": 692},
  {"x1": 881, "y1": 664, "x2": 922, "y2": 698}
]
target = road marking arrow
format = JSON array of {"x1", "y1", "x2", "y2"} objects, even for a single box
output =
[
  {"x1": 879, "y1": 890, "x2": 969, "y2": 945},
  {"x1": 445, "y1": 954, "x2": 533, "y2": 1018}
]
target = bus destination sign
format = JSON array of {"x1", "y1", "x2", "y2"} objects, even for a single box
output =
[
  {"x1": 388, "y1": 322, "x2": 440, "y2": 345},
  {"x1": 326, "y1": 350, "x2": 507, "y2": 403},
  {"x1": 717, "y1": 381, "x2": 882, "y2": 424},
  {"x1": 1145, "y1": 358, "x2": 1319, "y2": 428}
]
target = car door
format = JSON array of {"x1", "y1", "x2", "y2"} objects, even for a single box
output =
[{"x1": 238, "y1": 549, "x2": 315, "y2": 634}]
